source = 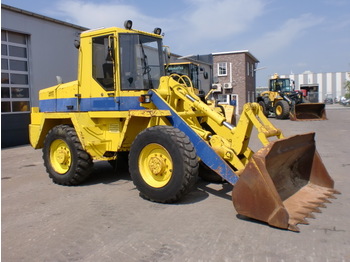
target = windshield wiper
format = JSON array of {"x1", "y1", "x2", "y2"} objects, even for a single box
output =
[{"x1": 140, "y1": 42, "x2": 153, "y2": 89}]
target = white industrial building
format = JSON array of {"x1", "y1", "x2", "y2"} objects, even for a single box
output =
[{"x1": 280, "y1": 71, "x2": 350, "y2": 103}]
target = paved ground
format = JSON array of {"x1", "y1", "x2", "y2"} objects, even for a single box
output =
[{"x1": 2, "y1": 104, "x2": 350, "y2": 262}]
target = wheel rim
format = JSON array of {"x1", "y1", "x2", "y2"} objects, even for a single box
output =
[
  {"x1": 276, "y1": 105, "x2": 282, "y2": 115},
  {"x1": 138, "y1": 143, "x2": 173, "y2": 188},
  {"x1": 50, "y1": 139, "x2": 72, "y2": 174}
]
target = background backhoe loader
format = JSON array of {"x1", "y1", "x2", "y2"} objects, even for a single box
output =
[
  {"x1": 29, "y1": 21, "x2": 338, "y2": 231},
  {"x1": 257, "y1": 74, "x2": 327, "y2": 120}
]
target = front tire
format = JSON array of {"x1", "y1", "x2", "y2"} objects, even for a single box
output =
[
  {"x1": 129, "y1": 126, "x2": 198, "y2": 203},
  {"x1": 43, "y1": 125, "x2": 93, "y2": 185},
  {"x1": 274, "y1": 100, "x2": 290, "y2": 119}
]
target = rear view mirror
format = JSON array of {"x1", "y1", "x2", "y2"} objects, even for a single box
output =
[{"x1": 163, "y1": 46, "x2": 171, "y2": 68}]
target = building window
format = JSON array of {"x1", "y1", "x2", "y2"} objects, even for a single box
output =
[
  {"x1": 1, "y1": 30, "x2": 30, "y2": 113},
  {"x1": 251, "y1": 63, "x2": 254, "y2": 77},
  {"x1": 217, "y1": 62, "x2": 227, "y2": 76},
  {"x1": 247, "y1": 62, "x2": 250, "y2": 76}
]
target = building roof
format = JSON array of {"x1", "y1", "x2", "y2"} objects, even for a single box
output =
[
  {"x1": 212, "y1": 50, "x2": 259, "y2": 63},
  {"x1": 1, "y1": 4, "x2": 89, "y2": 31},
  {"x1": 170, "y1": 53, "x2": 213, "y2": 67}
]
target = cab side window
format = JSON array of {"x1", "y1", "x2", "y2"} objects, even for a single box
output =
[{"x1": 92, "y1": 35, "x2": 114, "y2": 91}]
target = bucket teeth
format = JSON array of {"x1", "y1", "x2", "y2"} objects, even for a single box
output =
[
  {"x1": 309, "y1": 201, "x2": 327, "y2": 208},
  {"x1": 322, "y1": 189, "x2": 340, "y2": 198},
  {"x1": 306, "y1": 213, "x2": 316, "y2": 219},
  {"x1": 283, "y1": 183, "x2": 339, "y2": 229},
  {"x1": 326, "y1": 194, "x2": 337, "y2": 199},
  {"x1": 295, "y1": 210, "x2": 316, "y2": 219},
  {"x1": 290, "y1": 215, "x2": 310, "y2": 225},
  {"x1": 299, "y1": 218, "x2": 309, "y2": 225},
  {"x1": 322, "y1": 198, "x2": 332, "y2": 204},
  {"x1": 307, "y1": 206, "x2": 322, "y2": 213},
  {"x1": 317, "y1": 202, "x2": 327, "y2": 208},
  {"x1": 330, "y1": 189, "x2": 341, "y2": 195},
  {"x1": 288, "y1": 224, "x2": 300, "y2": 232},
  {"x1": 304, "y1": 201, "x2": 326, "y2": 208}
]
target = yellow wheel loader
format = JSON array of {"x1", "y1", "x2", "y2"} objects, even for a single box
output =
[
  {"x1": 166, "y1": 62, "x2": 208, "y2": 92},
  {"x1": 29, "y1": 21, "x2": 338, "y2": 231},
  {"x1": 166, "y1": 62, "x2": 236, "y2": 126},
  {"x1": 257, "y1": 74, "x2": 327, "y2": 120}
]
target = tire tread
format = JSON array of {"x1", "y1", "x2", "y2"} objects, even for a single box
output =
[
  {"x1": 130, "y1": 126, "x2": 198, "y2": 203},
  {"x1": 43, "y1": 125, "x2": 93, "y2": 186}
]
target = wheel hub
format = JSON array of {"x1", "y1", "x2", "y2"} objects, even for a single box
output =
[
  {"x1": 276, "y1": 105, "x2": 282, "y2": 115},
  {"x1": 50, "y1": 139, "x2": 72, "y2": 174},
  {"x1": 138, "y1": 143, "x2": 173, "y2": 188},
  {"x1": 148, "y1": 154, "x2": 166, "y2": 176},
  {"x1": 55, "y1": 147, "x2": 70, "y2": 165}
]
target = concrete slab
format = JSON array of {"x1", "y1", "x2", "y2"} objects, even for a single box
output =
[{"x1": 2, "y1": 105, "x2": 350, "y2": 261}]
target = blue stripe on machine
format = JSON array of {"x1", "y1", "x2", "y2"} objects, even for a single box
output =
[
  {"x1": 39, "y1": 99, "x2": 57, "y2": 112},
  {"x1": 39, "y1": 96, "x2": 144, "y2": 112}
]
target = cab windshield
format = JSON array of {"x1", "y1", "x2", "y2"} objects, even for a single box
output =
[
  {"x1": 119, "y1": 34, "x2": 164, "y2": 90},
  {"x1": 271, "y1": 79, "x2": 292, "y2": 92}
]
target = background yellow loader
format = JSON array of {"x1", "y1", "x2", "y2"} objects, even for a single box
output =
[{"x1": 257, "y1": 74, "x2": 327, "y2": 120}]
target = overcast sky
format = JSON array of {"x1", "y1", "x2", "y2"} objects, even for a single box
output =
[{"x1": 2, "y1": 0, "x2": 350, "y2": 86}]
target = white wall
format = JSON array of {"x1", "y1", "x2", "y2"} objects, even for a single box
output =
[
  {"x1": 281, "y1": 71, "x2": 349, "y2": 101},
  {"x1": 2, "y1": 7, "x2": 86, "y2": 107},
  {"x1": 1, "y1": 6, "x2": 87, "y2": 147}
]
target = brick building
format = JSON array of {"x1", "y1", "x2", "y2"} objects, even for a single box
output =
[{"x1": 212, "y1": 50, "x2": 259, "y2": 113}]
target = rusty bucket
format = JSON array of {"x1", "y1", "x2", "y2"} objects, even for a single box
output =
[
  {"x1": 232, "y1": 133, "x2": 339, "y2": 231},
  {"x1": 290, "y1": 103, "x2": 327, "y2": 121}
]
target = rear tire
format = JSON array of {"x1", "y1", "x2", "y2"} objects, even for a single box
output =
[
  {"x1": 258, "y1": 101, "x2": 268, "y2": 117},
  {"x1": 274, "y1": 100, "x2": 290, "y2": 119},
  {"x1": 43, "y1": 125, "x2": 93, "y2": 185},
  {"x1": 129, "y1": 126, "x2": 198, "y2": 203}
]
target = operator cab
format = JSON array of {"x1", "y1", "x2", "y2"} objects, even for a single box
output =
[
  {"x1": 166, "y1": 63, "x2": 200, "y2": 90},
  {"x1": 270, "y1": 78, "x2": 293, "y2": 93},
  {"x1": 92, "y1": 31, "x2": 165, "y2": 92}
]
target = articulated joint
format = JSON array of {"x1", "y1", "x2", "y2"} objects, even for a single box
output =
[{"x1": 209, "y1": 135, "x2": 234, "y2": 160}]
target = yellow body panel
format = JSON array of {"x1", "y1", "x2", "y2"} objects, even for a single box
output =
[
  {"x1": 30, "y1": 106, "x2": 171, "y2": 160},
  {"x1": 40, "y1": 81, "x2": 79, "y2": 100}
]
